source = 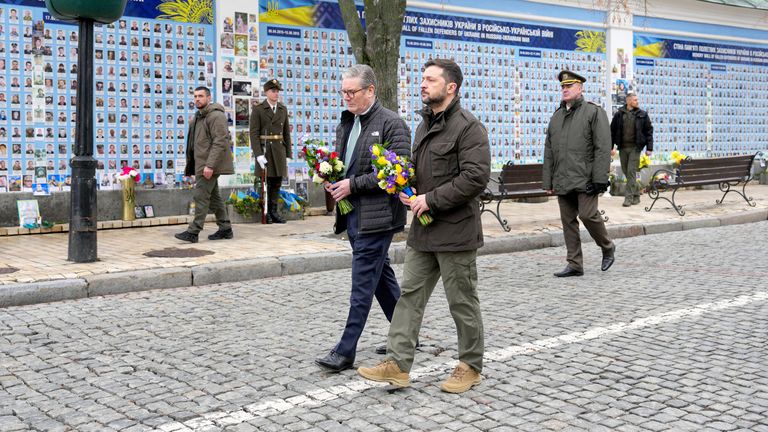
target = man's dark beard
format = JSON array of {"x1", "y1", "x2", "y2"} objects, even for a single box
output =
[{"x1": 422, "y1": 88, "x2": 447, "y2": 107}]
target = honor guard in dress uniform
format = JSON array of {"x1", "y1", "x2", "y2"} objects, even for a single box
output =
[
  {"x1": 250, "y1": 78, "x2": 292, "y2": 223},
  {"x1": 543, "y1": 70, "x2": 615, "y2": 277}
]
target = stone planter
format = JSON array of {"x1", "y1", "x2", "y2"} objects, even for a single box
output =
[
  {"x1": 610, "y1": 181, "x2": 627, "y2": 197},
  {"x1": 226, "y1": 204, "x2": 304, "y2": 223},
  {"x1": 227, "y1": 205, "x2": 260, "y2": 224}
]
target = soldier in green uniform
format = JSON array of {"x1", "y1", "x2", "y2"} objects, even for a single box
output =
[
  {"x1": 543, "y1": 70, "x2": 616, "y2": 277},
  {"x1": 249, "y1": 79, "x2": 292, "y2": 223}
]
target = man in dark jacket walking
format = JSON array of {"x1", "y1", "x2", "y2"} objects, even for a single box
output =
[
  {"x1": 610, "y1": 91, "x2": 653, "y2": 206},
  {"x1": 175, "y1": 86, "x2": 234, "y2": 243},
  {"x1": 358, "y1": 59, "x2": 490, "y2": 394},
  {"x1": 543, "y1": 71, "x2": 615, "y2": 277},
  {"x1": 315, "y1": 64, "x2": 411, "y2": 372}
]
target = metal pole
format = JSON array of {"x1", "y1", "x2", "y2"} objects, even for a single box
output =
[{"x1": 68, "y1": 19, "x2": 97, "y2": 262}]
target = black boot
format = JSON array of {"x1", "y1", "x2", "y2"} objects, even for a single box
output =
[{"x1": 269, "y1": 202, "x2": 286, "y2": 224}]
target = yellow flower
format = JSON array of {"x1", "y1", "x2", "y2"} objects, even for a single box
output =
[
  {"x1": 377, "y1": 170, "x2": 386, "y2": 180},
  {"x1": 386, "y1": 186, "x2": 396, "y2": 194},
  {"x1": 371, "y1": 145, "x2": 381, "y2": 157},
  {"x1": 396, "y1": 175, "x2": 407, "y2": 186},
  {"x1": 377, "y1": 156, "x2": 388, "y2": 166},
  {"x1": 395, "y1": 164, "x2": 402, "y2": 173},
  {"x1": 638, "y1": 154, "x2": 650, "y2": 169}
]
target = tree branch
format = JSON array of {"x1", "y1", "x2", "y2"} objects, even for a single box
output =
[{"x1": 339, "y1": 0, "x2": 368, "y2": 64}]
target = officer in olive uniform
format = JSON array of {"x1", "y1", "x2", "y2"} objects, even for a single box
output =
[
  {"x1": 250, "y1": 79, "x2": 292, "y2": 223},
  {"x1": 543, "y1": 70, "x2": 615, "y2": 277}
]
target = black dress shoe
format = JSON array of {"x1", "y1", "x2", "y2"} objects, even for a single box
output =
[
  {"x1": 601, "y1": 245, "x2": 616, "y2": 271},
  {"x1": 554, "y1": 266, "x2": 584, "y2": 277},
  {"x1": 315, "y1": 350, "x2": 354, "y2": 372},
  {"x1": 174, "y1": 231, "x2": 198, "y2": 243},
  {"x1": 208, "y1": 228, "x2": 233, "y2": 240}
]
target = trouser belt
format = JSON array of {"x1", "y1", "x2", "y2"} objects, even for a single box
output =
[{"x1": 260, "y1": 135, "x2": 283, "y2": 140}]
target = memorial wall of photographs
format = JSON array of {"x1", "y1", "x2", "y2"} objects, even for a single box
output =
[
  {"x1": 259, "y1": 27, "x2": 351, "y2": 156},
  {"x1": 398, "y1": 43, "x2": 606, "y2": 167},
  {"x1": 0, "y1": 1, "x2": 215, "y2": 194},
  {"x1": 259, "y1": 3, "x2": 607, "y2": 169},
  {"x1": 634, "y1": 35, "x2": 768, "y2": 158}
]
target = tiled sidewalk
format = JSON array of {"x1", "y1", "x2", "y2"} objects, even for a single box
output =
[{"x1": 1, "y1": 185, "x2": 767, "y2": 288}]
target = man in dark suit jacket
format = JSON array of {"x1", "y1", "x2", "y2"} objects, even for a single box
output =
[
  {"x1": 249, "y1": 79, "x2": 292, "y2": 223},
  {"x1": 610, "y1": 91, "x2": 654, "y2": 207},
  {"x1": 315, "y1": 64, "x2": 411, "y2": 372}
]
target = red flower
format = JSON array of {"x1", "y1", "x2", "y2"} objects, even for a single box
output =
[{"x1": 330, "y1": 152, "x2": 338, "y2": 159}]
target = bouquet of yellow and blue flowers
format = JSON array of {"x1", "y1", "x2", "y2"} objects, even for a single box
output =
[
  {"x1": 299, "y1": 138, "x2": 353, "y2": 215},
  {"x1": 370, "y1": 143, "x2": 433, "y2": 226}
]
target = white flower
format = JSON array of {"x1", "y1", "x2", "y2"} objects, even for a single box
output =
[
  {"x1": 334, "y1": 161, "x2": 344, "y2": 172},
  {"x1": 319, "y1": 161, "x2": 332, "y2": 175},
  {"x1": 129, "y1": 169, "x2": 138, "y2": 177},
  {"x1": 312, "y1": 173, "x2": 324, "y2": 184}
]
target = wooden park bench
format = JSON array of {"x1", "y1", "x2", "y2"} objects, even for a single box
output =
[
  {"x1": 645, "y1": 153, "x2": 758, "y2": 216},
  {"x1": 479, "y1": 162, "x2": 606, "y2": 232}
]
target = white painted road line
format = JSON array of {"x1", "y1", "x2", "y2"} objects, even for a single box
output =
[{"x1": 156, "y1": 291, "x2": 768, "y2": 431}]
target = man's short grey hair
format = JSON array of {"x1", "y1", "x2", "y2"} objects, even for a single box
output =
[{"x1": 342, "y1": 64, "x2": 377, "y2": 89}]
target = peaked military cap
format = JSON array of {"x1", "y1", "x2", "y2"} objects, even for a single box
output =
[
  {"x1": 263, "y1": 78, "x2": 282, "y2": 92},
  {"x1": 558, "y1": 70, "x2": 586, "y2": 85}
]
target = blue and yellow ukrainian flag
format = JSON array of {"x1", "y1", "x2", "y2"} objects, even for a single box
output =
[
  {"x1": 260, "y1": 0, "x2": 317, "y2": 26},
  {"x1": 634, "y1": 35, "x2": 667, "y2": 58}
]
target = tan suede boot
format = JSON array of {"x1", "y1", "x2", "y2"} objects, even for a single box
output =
[
  {"x1": 440, "y1": 361, "x2": 482, "y2": 393},
  {"x1": 357, "y1": 360, "x2": 410, "y2": 387}
]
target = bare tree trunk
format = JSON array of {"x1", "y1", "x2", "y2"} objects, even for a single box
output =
[{"x1": 339, "y1": 0, "x2": 406, "y2": 112}]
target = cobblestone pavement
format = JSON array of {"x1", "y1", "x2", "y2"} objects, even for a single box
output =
[{"x1": 1, "y1": 222, "x2": 767, "y2": 431}]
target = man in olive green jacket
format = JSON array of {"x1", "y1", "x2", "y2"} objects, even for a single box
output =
[
  {"x1": 543, "y1": 71, "x2": 615, "y2": 277},
  {"x1": 358, "y1": 59, "x2": 490, "y2": 394},
  {"x1": 176, "y1": 86, "x2": 235, "y2": 243}
]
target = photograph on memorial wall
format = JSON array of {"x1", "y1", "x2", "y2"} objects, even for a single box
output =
[
  {"x1": 0, "y1": 0, "x2": 216, "y2": 194},
  {"x1": 258, "y1": 0, "x2": 607, "y2": 169},
  {"x1": 634, "y1": 34, "x2": 768, "y2": 158},
  {"x1": 218, "y1": 9, "x2": 260, "y2": 186}
]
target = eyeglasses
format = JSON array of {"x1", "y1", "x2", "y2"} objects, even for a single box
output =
[{"x1": 338, "y1": 87, "x2": 367, "y2": 98}]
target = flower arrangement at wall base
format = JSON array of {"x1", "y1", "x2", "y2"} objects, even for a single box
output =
[
  {"x1": 278, "y1": 190, "x2": 306, "y2": 219},
  {"x1": 226, "y1": 189, "x2": 262, "y2": 221},
  {"x1": 116, "y1": 167, "x2": 141, "y2": 221},
  {"x1": 300, "y1": 139, "x2": 352, "y2": 215},
  {"x1": 669, "y1": 150, "x2": 687, "y2": 166}
]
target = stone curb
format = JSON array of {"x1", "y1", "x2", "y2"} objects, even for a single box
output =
[
  {"x1": 1, "y1": 211, "x2": 766, "y2": 308},
  {"x1": 192, "y1": 257, "x2": 282, "y2": 286},
  {"x1": 86, "y1": 268, "x2": 193, "y2": 297},
  {"x1": 0, "y1": 279, "x2": 88, "y2": 308},
  {"x1": 279, "y1": 252, "x2": 352, "y2": 276}
]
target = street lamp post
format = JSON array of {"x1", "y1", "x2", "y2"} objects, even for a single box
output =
[
  {"x1": 45, "y1": 0, "x2": 128, "y2": 262},
  {"x1": 68, "y1": 19, "x2": 97, "y2": 262}
]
